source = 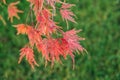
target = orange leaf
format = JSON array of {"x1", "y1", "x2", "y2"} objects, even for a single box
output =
[
  {"x1": 13, "y1": 24, "x2": 27, "y2": 35},
  {"x1": 8, "y1": 1, "x2": 23, "y2": 22}
]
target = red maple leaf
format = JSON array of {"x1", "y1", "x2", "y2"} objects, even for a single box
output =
[
  {"x1": 36, "y1": 38, "x2": 63, "y2": 66},
  {"x1": 27, "y1": 26, "x2": 42, "y2": 47},
  {"x1": 27, "y1": 0, "x2": 44, "y2": 14},
  {"x1": 37, "y1": 9, "x2": 59, "y2": 36},
  {"x1": 38, "y1": 19, "x2": 59, "y2": 36},
  {"x1": 14, "y1": 24, "x2": 42, "y2": 47},
  {"x1": 8, "y1": 1, "x2": 23, "y2": 22},
  {"x1": 18, "y1": 46, "x2": 39, "y2": 69}
]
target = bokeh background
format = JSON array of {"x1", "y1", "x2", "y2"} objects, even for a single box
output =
[{"x1": 0, "y1": 0, "x2": 120, "y2": 80}]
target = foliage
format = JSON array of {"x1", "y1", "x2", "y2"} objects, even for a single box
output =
[
  {"x1": 0, "y1": 0, "x2": 120, "y2": 80},
  {"x1": 0, "y1": 0, "x2": 85, "y2": 69}
]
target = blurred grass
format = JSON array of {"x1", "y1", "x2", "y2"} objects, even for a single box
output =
[{"x1": 0, "y1": 0, "x2": 120, "y2": 80}]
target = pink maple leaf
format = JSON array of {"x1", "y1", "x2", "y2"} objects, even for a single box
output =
[
  {"x1": 60, "y1": 3, "x2": 76, "y2": 23},
  {"x1": 46, "y1": 0, "x2": 60, "y2": 9},
  {"x1": 63, "y1": 29, "x2": 85, "y2": 52},
  {"x1": 61, "y1": 3, "x2": 75, "y2": 9},
  {"x1": 62, "y1": 29, "x2": 85, "y2": 68}
]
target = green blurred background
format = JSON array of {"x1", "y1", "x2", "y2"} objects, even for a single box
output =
[{"x1": 0, "y1": 0, "x2": 120, "y2": 80}]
